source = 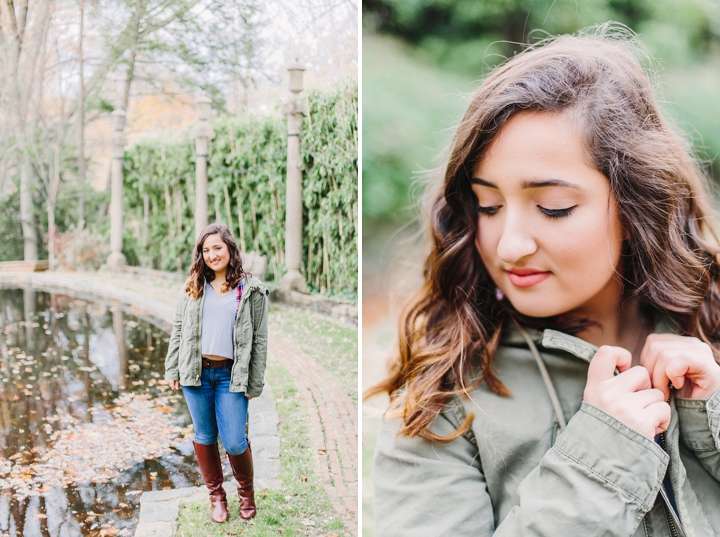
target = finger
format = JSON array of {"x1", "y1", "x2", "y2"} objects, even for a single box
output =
[
  {"x1": 628, "y1": 388, "x2": 666, "y2": 408},
  {"x1": 638, "y1": 334, "x2": 686, "y2": 381},
  {"x1": 639, "y1": 334, "x2": 661, "y2": 377},
  {"x1": 610, "y1": 365, "x2": 652, "y2": 393},
  {"x1": 664, "y1": 357, "x2": 694, "y2": 390},
  {"x1": 650, "y1": 349, "x2": 674, "y2": 399},
  {"x1": 644, "y1": 401, "x2": 671, "y2": 434},
  {"x1": 589, "y1": 346, "x2": 633, "y2": 383}
]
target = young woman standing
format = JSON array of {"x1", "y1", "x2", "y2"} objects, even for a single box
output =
[{"x1": 165, "y1": 222, "x2": 268, "y2": 523}]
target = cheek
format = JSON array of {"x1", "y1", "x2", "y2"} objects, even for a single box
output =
[
  {"x1": 552, "y1": 212, "x2": 622, "y2": 276},
  {"x1": 475, "y1": 219, "x2": 499, "y2": 266}
]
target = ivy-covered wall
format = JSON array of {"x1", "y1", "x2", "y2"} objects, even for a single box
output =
[{"x1": 122, "y1": 81, "x2": 358, "y2": 297}]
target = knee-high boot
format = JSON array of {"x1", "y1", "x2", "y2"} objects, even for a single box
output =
[
  {"x1": 193, "y1": 441, "x2": 229, "y2": 523},
  {"x1": 226, "y1": 441, "x2": 257, "y2": 519}
]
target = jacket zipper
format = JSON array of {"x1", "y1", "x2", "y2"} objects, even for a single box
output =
[{"x1": 660, "y1": 387, "x2": 679, "y2": 537}]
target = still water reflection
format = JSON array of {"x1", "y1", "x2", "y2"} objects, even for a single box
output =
[{"x1": 0, "y1": 287, "x2": 201, "y2": 536}]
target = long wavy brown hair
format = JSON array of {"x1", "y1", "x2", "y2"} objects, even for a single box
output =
[
  {"x1": 365, "y1": 24, "x2": 720, "y2": 442},
  {"x1": 186, "y1": 223, "x2": 246, "y2": 300}
]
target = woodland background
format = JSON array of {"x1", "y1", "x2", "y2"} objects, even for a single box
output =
[{"x1": 0, "y1": 0, "x2": 358, "y2": 297}]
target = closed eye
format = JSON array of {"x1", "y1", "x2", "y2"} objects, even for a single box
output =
[
  {"x1": 477, "y1": 205, "x2": 501, "y2": 216},
  {"x1": 539, "y1": 205, "x2": 576, "y2": 219}
]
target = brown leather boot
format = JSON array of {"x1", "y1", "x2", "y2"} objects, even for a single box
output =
[
  {"x1": 226, "y1": 441, "x2": 256, "y2": 519},
  {"x1": 193, "y1": 441, "x2": 229, "y2": 523}
]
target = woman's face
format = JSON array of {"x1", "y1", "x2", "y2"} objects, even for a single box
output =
[
  {"x1": 202, "y1": 233, "x2": 230, "y2": 275},
  {"x1": 472, "y1": 111, "x2": 625, "y2": 320}
]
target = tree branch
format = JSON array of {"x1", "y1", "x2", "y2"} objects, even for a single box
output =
[
  {"x1": 138, "y1": 0, "x2": 204, "y2": 37},
  {"x1": 4, "y1": 0, "x2": 18, "y2": 37}
]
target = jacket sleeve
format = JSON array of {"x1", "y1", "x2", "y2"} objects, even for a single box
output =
[
  {"x1": 164, "y1": 289, "x2": 187, "y2": 382},
  {"x1": 246, "y1": 288, "x2": 268, "y2": 398},
  {"x1": 676, "y1": 387, "x2": 720, "y2": 480},
  {"x1": 374, "y1": 406, "x2": 495, "y2": 536},
  {"x1": 373, "y1": 402, "x2": 669, "y2": 537}
]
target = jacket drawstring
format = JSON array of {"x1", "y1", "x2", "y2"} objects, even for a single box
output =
[{"x1": 516, "y1": 324, "x2": 568, "y2": 431}]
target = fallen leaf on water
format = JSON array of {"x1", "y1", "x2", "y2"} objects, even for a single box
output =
[{"x1": 33, "y1": 514, "x2": 47, "y2": 519}]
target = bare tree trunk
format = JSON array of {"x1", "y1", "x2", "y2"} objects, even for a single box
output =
[
  {"x1": 2, "y1": 0, "x2": 53, "y2": 262},
  {"x1": 121, "y1": 42, "x2": 139, "y2": 116},
  {"x1": 20, "y1": 160, "x2": 37, "y2": 260},
  {"x1": 122, "y1": 0, "x2": 145, "y2": 115},
  {"x1": 48, "y1": 114, "x2": 63, "y2": 270},
  {"x1": 77, "y1": 0, "x2": 86, "y2": 226}
]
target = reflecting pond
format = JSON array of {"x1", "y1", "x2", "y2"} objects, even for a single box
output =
[{"x1": 0, "y1": 287, "x2": 201, "y2": 536}]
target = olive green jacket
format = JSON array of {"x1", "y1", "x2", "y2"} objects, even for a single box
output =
[
  {"x1": 374, "y1": 321, "x2": 720, "y2": 536},
  {"x1": 164, "y1": 275, "x2": 269, "y2": 398}
]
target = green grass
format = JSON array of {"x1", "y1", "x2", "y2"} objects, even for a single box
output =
[
  {"x1": 269, "y1": 304, "x2": 358, "y2": 403},
  {"x1": 176, "y1": 359, "x2": 349, "y2": 536}
]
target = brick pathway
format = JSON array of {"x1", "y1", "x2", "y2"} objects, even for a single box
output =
[{"x1": 270, "y1": 337, "x2": 358, "y2": 534}]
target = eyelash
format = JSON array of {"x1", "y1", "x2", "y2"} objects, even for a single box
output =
[
  {"x1": 476, "y1": 205, "x2": 500, "y2": 216},
  {"x1": 476, "y1": 205, "x2": 577, "y2": 219}
]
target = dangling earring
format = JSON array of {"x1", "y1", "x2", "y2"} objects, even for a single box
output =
[{"x1": 495, "y1": 288, "x2": 504, "y2": 301}]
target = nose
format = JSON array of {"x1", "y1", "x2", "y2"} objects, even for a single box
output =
[{"x1": 495, "y1": 212, "x2": 537, "y2": 264}]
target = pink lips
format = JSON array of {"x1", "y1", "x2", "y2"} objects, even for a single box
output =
[{"x1": 506, "y1": 268, "x2": 551, "y2": 288}]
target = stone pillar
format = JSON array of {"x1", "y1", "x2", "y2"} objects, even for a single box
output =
[
  {"x1": 106, "y1": 110, "x2": 127, "y2": 268},
  {"x1": 190, "y1": 94, "x2": 215, "y2": 240},
  {"x1": 281, "y1": 64, "x2": 308, "y2": 293}
]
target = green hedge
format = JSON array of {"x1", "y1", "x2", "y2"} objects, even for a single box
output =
[{"x1": 123, "y1": 80, "x2": 358, "y2": 297}]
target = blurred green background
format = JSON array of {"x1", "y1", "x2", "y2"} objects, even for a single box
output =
[
  {"x1": 362, "y1": 1, "x2": 720, "y2": 535},
  {"x1": 363, "y1": 0, "x2": 720, "y2": 248}
]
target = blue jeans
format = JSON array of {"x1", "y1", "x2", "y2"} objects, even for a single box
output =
[{"x1": 182, "y1": 362, "x2": 249, "y2": 455}]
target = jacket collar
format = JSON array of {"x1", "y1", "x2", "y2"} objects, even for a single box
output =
[{"x1": 502, "y1": 313, "x2": 680, "y2": 364}]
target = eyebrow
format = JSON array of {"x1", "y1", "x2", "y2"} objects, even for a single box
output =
[{"x1": 470, "y1": 177, "x2": 586, "y2": 191}]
